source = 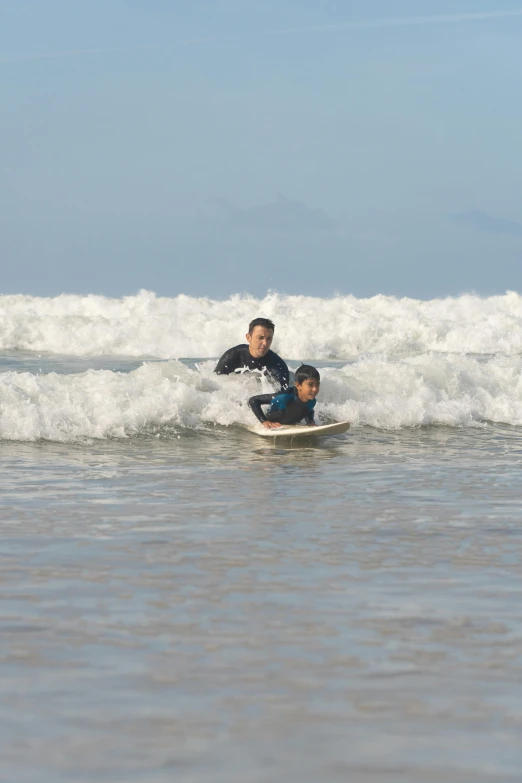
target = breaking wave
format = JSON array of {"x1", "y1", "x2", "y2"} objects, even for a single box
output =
[
  {"x1": 1, "y1": 289, "x2": 522, "y2": 359},
  {"x1": 1, "y1": 354, "x2": 522, "y2": 442}
]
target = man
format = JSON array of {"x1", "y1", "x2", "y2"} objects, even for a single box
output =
[{"x1": 214, "y1": 317, "x2": 289, "y2": 389}]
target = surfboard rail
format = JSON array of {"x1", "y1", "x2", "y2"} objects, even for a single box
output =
[{"x1": 245, "y1": 420, "x2": 350, "y2": 438}]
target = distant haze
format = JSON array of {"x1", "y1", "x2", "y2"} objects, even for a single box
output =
[{"x1": 2, "y1": 0, "x2": 522, "y2": 299}]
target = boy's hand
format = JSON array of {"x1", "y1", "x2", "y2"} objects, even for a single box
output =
[{"x1": 262, "y1": 421, "x2": 282, "y2": 429}]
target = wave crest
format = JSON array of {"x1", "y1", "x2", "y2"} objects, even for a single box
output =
[
  {"x1": 1, "y1": 289, "x2": 522, "y2": 359},
  {"x1": 1, "y1": 355, "x2": 522, "y2": 442}
]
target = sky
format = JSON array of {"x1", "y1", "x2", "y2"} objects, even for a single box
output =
[{"x1": 1, "y1": 0, "x2": 522, "y2": 299}]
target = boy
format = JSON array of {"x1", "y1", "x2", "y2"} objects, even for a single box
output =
[{"x1": 248, "y1": 365, "x2": 320, "y2": 429}]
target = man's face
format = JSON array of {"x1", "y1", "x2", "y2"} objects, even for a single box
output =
[{"x1": 246, "y1": 326, "x2": 274, "y2": 358}]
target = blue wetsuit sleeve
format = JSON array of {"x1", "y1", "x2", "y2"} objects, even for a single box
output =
[{"x1": 248, "y1": 393, "x2": 274, "y2": 423}]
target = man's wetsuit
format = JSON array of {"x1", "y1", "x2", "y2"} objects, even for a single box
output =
[
  {"x1": 214, "y1": 344, "x2": 289, "y2": 389},
  {"x1": 248, "y1": 387, "x2": 316, "y2": 425}
]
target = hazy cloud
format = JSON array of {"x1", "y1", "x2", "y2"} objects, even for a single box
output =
[
  {"x1": 197, "y1": 194, "x2": 336, "y2": 239},
  {"x1": 269, "y1": 9, "x2": 522, "y2": 37},
  {"x1": 451, "y1": 209, "x2": 522, "y2": 238},
  {"x1": 186, "y1": 9, "x2": 522, "y2": 45},
  {"x1": 5, "y1": 9, "x2": 522, "y2": 64},
  {"x1": 0, "y1": 46, "x2": 143, "y2": 64}
]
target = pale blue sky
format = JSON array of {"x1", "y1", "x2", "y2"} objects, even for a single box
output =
[{"x1": 1, "y1": 1, "x2": 522, "y2": 298}]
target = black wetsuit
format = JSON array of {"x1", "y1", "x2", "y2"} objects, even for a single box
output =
[
  {"x1": 214, "y1": 344, "x2": 289, "y2": 389},
  {"x1": 248, "y1": 387, "x2": 316, "y2": 425}
]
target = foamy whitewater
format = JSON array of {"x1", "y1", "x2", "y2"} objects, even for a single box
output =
[
  {"x1": 1, "y1": 290, "x2": 522, "y2": 441},
  {"x1": 3, "y1": 290, "x2": 522, "y2": 783},
  {"x1": 2, "y1": 288, "x2": 522, "y2": 358}
]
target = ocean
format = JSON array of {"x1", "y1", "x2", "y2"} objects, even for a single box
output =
[{"x1": 1, "y1": 290, "x2": 522, "y2": 782}]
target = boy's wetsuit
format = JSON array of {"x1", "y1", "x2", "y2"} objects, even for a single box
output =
[
  {"x1": 214, "y1": 344, "x2": 289, "y2": 389},
  {"x1": 248, "y1": 387, "x2": 316, "y2": 425}
]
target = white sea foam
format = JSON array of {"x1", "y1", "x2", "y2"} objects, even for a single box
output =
[
  {"x1": 1, "y1": 289, "x2": 522, "y2": 359},
  {"x1": 2, "y1": 354, "x2": 522, "y2": 441}
]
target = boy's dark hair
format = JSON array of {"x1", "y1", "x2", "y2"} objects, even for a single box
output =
[
  {"x1": 248, "y1": 317, "x2": 275, "y2": 334},
  {"x1": 294, "y1": 365, "x2": 320, "y2": 385}
]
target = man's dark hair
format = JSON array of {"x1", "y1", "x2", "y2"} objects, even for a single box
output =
[
  {"x1": 294, "y1": 365, "x2": 320, "y2": 385},
  {"x1": 248, "y1": 317, "x2": 275, "y2": 334}
]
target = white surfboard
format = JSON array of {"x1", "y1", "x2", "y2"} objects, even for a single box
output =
[{"x1": 246, "y1": 420, "x2": 350, "y2": 439}]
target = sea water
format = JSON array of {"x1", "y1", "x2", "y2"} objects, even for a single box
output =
[{"x1": 1, "y1": 291, "x2": 522, "y2": 782}]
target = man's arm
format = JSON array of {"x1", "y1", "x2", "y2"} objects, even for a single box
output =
[
  {"x1": 214, "y1": 347, "x2": 240, "y2": 375},
  {"x1": 267, "y1": 353, "x2": 290, "y2": 389}
]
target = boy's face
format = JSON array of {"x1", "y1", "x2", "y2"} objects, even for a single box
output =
[{"x1": 295, "y1": 378, "x2": 320, "y2": 402}]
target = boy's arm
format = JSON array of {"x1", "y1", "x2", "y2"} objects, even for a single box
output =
[
  {"x1": 248, "y1": 393, "x2": 282, "y2": 428},
  {"x1": 305, "y1": 409, "x2": 316, "y2": 426}
]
